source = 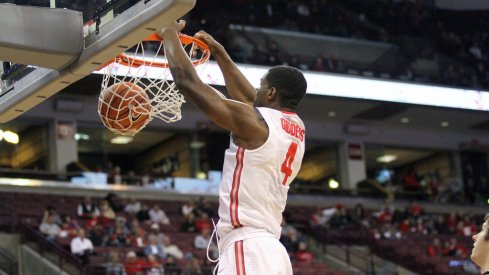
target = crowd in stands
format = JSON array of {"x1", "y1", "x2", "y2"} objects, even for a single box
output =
[
  {"x1": 309, "y1": 198, "x2": 480, "y2": 273},
  {"x1": 36, "y1": 194, "x2": 317, "y2": 274},
  {"x1": 6, "y1": 186, "x2": 477, "y2": 274},
  {"x1": 184, "y1": 0, "x2": 489, "y2": 90}
]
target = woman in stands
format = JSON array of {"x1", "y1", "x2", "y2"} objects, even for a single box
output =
[{"x1": 471, "y1": 213, "x2": 489, "y2": 274}]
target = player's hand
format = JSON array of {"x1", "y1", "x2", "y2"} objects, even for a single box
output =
[
  {"x1": 160, "y1": 19, "x2": 186, "y2": 34},
  {"x1": 194, "y1": 30, "x2": 223, "y2": 54}
]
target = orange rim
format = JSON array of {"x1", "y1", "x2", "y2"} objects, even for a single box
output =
[{"x1": 100, "y1": 33, "x2": 210, "y2": 70}]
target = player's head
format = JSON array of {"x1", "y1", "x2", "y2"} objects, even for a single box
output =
[
  {"x1": 471, "y1": 213, "x2": 489, "y2": 268},
  {"x1": 254, "y1": 65, "x2": 307, "y2": 110}
]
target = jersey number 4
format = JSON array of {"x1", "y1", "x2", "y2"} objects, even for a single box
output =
[{"x1": 281, "y1": 142, "x2": 298, "y2": 185}]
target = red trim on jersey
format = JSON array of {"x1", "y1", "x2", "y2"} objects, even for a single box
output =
[
  {"x1": 235, "y1": 240, "x2": 246, "y2": 275},
  {"x1": 281, "y1": 110, "x2": 297, "y2": 115},
  {"x1": 230, "y1": 147, "x2": 244, "y2": 228}
]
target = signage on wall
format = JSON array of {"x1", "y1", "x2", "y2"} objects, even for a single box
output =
[
  {"x1": 348, "y1": 143, "x2": 363, "y2": 160},
  {"x1": 57, "y1": 121, "x2": 75, "y2": 140}
]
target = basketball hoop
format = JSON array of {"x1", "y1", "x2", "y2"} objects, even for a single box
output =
[{"x1": 98, "y1": 33, "x2": 210, "y2": 135}]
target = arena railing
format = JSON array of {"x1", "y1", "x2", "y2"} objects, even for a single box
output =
[
  {"x1": 19, "y1": 223, "x2": 83, "y2": 274},
  {"x1": 0, "y1": 247, "x2": 17, "y2": 275}
]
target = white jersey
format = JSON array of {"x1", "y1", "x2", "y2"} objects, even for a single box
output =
[{"x1": 217, "y1": 107, "x2": 305, "y2": 239}]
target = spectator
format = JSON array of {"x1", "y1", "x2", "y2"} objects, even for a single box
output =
[
  {"x1": 194, "y1": 213, "x2": 212, "y2": 232},
  {"x1": 147, "y1": 223, "x2": 165, "y2": 245},
  {"x1": 295, "y1": 241, "x2": 314, "y2": 264},
  {"x1": 181, "y1": 212, "x2": 197, "y2": 233},
  {"x1": 105, "y1": 251, "x2": 126, "y2": 275},
  {"x1": 149, "y1": 205, "x2": 170, "y2": 225},
  {"x1": 427, "y1": 237, "x2": 443, "y2": 257},
  {"x1": 39, "y1": 215, "x2": 61, "y2": 241},
  {"x1": 99, "y1": 199, "x2": 116, "y2": 220},
  {"x1": 58, "y1": 214, "x2": 79, "y2": 238},
  {"x1": 88, "y1": 224, "x2": 107, "y2": 247},
  {"x1": 194, "y1": 228, "x2": 218, "y2": 258},
  {"x1": 70, "y1": 228, "x2": 94, "y2": 266},
  {"x1": 136, "y1": 204, "x2": 152, "y2": 225},
  {"x1": 124, "y1": 251, "x2": 146, "y2": 275},
  {"x1": 105, "y1": 192, "x2": 125, "y2": 213},
  {"x1": 108, "y1": 226, "x2": 131, "y2": 247},
  {"x1": 193, "y1": 197, "x2": 214, "y2": 218},
  {"x1": 161, "y1": 236, "x2": 183, "y2": 259},
  {"x1": 113, "y1": 166, "x2": 123, "y2": 185},
  {"x1": 185, "y1": 257, "x2": 202, "y2": 275},
  {"x1": 163, "y1": 256, "x2": 181, "y2": 275},
  {"x1": 43, "y1": 205, "x2": 62, "y2": 226},
  {"x1": 144, "y1": 238, "x2": 166, "y2": 259},
  {"x1": 146, "y1": 254, "x2": 165, "y2": 275},
  {"x1": 280, "y1": 227, "x2": 301, "y2": 254},
  {"x1": 181, "y1": 201, "x2": 195, "y2": 217},
  {"x1": 125, "y1": 197, "x2": 141, "y2": 215},
  {"x1": 77, "y1": 196, "x2": 100, "y2": 219}
]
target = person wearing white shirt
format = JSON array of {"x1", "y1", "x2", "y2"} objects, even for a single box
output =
[
  {"x1": 194, "y1": 228, "x2": 218, "y2": 258},
  {"x1": 124, "y1": 197, "x2": 141, "y2": 214},
  {"x1": 162, "y1": 236, "x2": 183, "y2": 259},
  {"x1": 71, "y1": 229, "x2": 94, "y2": 265},
  {"x1": 39, "y1": 215, "x2": 61, "y2": 241},
  {"x1": 149, "y1": 205, "x2": 170, "y2": 225}
]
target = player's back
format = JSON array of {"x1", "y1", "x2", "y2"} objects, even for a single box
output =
[{"x1": 217, "y1": 107, "x2": 305, "y2": 239}]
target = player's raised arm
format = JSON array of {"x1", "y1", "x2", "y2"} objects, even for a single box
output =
[
  {"x1": 194, "y1": 31, "x2": 256, "y2": 107},
  {"x1": 159, "y1": 21, "x2": 268, "y2": 147}
]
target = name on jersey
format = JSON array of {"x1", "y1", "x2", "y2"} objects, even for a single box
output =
[{"x1": 280, "y1": 118, "x2": 305, "y2": 142}]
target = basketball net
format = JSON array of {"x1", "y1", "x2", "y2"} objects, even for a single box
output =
[{"x1": 99, "y1": 33, "x2": 210, "y2": 134}]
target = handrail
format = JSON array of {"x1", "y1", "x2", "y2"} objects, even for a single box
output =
[
  {"x1": 20, "y1": 224, "x2": 83, "y2": 274},
  {"x1": 0, "y1": 247, "x2": 18, "y2": 275}
]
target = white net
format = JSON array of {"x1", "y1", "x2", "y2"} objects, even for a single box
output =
[{"x1": 98, "y1": 34, "x2": 210, "y2": 136}]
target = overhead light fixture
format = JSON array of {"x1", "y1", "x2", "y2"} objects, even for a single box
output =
[
  {"x1": 377, "y1": 155, "x2": 397, "y2": 163},
  {"x1": 328, "y1": 179, "x2": 339, "y2": 189},
  {"x1": 328, "y1": 111, "x2": 336, "y2": 117},
  {"x1": 441, "y1": 121, "x2": 449, "y2": 127},
  {"x1": 400, "y1": 117, "x2": 409, "y2": 123},
  {"x1": 110, "y1": 136, "x2": 133, "y2": 144},
  {"x1": 74, "y1": 133, "x2": 90, "y2": 141},
  {"x1": 3, "y1": 131, "x2": 19, "y2": 144},
  {"x1": 0, "y1": 129, "x2": 3, "y2": 141}
]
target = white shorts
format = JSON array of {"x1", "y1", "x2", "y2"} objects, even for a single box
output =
[{"x1": 217, "y1": 236, "x2": 292, "y2": 275}]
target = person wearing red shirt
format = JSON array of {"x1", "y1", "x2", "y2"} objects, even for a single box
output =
[
  {"x1": 295, "y1": 241, "x2": 314, "y2": 264},
  {"x1": 124, "y1": 251, "x2": 146, "y2": 274},
  {"x1": 427, "y1": 237, "x2": 443, "y2": 257}
]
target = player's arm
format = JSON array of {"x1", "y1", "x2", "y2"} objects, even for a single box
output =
[
  {"x1": 194, "y1": 31, "x2": 256, "y2": 107},
  {"x1": 160, "y1": 22, "x2": 267, "y2": 146}
]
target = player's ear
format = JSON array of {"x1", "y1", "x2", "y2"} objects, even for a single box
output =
[{"x1": 268, "y1": 86, "x2": 277, "y2": 99}]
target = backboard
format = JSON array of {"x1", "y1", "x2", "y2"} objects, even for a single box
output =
[{"x1": 0, "y1": 0, "x2": 196, "y2": 123}]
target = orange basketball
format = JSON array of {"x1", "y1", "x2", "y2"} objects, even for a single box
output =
[{"x1": 98, "y1": 81, "x2": 151, "y2": 135}]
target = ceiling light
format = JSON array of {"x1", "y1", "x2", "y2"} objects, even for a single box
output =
[
  {"x1": 110, "y1": 136, "x2": 133, "y2": 144},
  {"x1": 3, "y1": 131, "x2": 19, "y2": 144},
  {"x1": 328, "y1": 111, "x2": 336, "y2": 117},
  {"x1": 0, "y1": 129, "x2": 3, "y2": 141},
  {"x1": 400, "y1": 117, "x2": 409, "y2": 123},
  {"x1": 441, "y1": 121, "x2": 449, "y2": 127},
  {"x1": 377, "y1": 155, "x2": 397, "y2": 163},
  {"x1": 328, "y1": 179, "x2": 339, "y2": 189}
]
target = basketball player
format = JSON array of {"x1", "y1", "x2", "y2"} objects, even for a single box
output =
[
  {"x1": 472, "y1": 213, "x2": 489, "y2": 274},
  {"x1": 160, "y1": 20, "x2": 307, "y2": 274}
]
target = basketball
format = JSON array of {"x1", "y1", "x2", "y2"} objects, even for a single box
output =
[{"x1": 98, "y1": 81, "x2": 151, "y2": 135}]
